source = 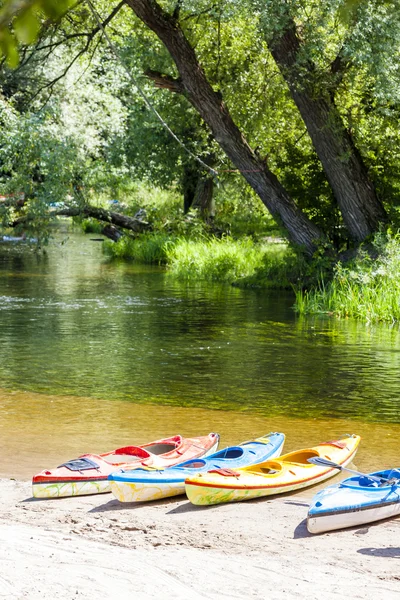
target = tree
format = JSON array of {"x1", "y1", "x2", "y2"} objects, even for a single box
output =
[
  {"x1": 256, "y1": 0, "x2": 389, "y2": 243},
  {"x1": 123, "y1": 0, "x2": 324, "y2": 254},
  {"x1": 1, "y1": 0, "x2": 400, "y2": 255}
]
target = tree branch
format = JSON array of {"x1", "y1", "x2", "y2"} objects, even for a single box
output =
[
  {"x1": 23, "y1": 0, "x2": 126, "y2": 103},
  {"x1": 144, "y1": 69, "x2": 184, "y2": 93}
]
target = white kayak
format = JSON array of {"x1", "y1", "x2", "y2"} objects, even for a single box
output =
[{"x1": 307, "y1": 468, "x2": 400, "y2": 534}]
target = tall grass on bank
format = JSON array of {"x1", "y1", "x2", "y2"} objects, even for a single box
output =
[
  {"x1": 165, "y1": 237, "x2": 292, "y2": 285},
  {"x1": 103, "y1": 233, "x2": 171, "y2": 264},
  {"x1": 103, "y1": 233, "x2": 294, "y2": 287},
  {"x1": 295, "y1": 236, "x2": 400, "y2": 323}
]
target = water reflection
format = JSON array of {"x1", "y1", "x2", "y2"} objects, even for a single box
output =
[{"x1": 1, "y1": 226, "x2": 400, "y2": 477}]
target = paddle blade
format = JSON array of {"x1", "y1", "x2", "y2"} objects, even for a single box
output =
[{"x1": 307, "y1": 457, "x2": 342, "y2": 470}]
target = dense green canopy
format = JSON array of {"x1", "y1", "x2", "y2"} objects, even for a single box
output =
[{"x1": 0, "y1": 0, "x2": 399, "y2": 253}]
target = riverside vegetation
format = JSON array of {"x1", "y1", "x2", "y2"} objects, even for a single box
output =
[
  {"x1": 99, "y1": 189, "x2": 400, "y2": 324},
  {"x1": 1, "y1": 1, "x2": 400, "y2": 322}
]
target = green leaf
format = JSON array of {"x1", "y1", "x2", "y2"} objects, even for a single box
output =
[
  {"x1": 41, "y1": 0, "x2": 73, "y2": 20},
  {"x1": 14, "y1": 9, "x2": 40, "y2": 44},
  {"x1": 0, "y1": 29, "x2": 19, "y2": 67},
  {"x1": 338, "y1": 0, "x2": 364, "y2": 25}
]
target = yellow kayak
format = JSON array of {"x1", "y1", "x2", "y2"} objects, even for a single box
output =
[{"x1": 185, "y1": 435, "x2": 361, "y2": 506}]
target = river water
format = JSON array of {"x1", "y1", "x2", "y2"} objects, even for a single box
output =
[{"x1": 1, "y1": 224, "x2": 399, "y2": 480}]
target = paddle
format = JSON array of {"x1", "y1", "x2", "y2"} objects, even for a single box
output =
[{"x1": 307, "y1": 457, "x2": 394, "y2": 485}]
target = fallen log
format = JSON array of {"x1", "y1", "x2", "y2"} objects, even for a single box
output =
[{"x1": 10, "y1": 204, "x2": 152, "y2": 235}]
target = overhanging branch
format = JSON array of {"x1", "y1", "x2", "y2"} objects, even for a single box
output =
[{"x1": 144, "y1": 69, "x2": 184, "y2": 93}]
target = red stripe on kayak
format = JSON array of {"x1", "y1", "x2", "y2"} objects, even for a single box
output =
[
  {"x1": 32, "y1": 476, "x2": 107, "y2": 484},
  {"x1": 186, "y1": 446, "x2": 359, "y2": 491}
]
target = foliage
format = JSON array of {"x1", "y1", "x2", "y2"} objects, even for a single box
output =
[
  {"x1": 0, "y1": 0, "x2": 74, "y2": 67},
  {"x1": 0, "y1": 0, "x2": 400, "y2": 283},
  {"x1": 165, "y1": 236, "x2": 290, "y2": 285},
  {"x1": 295, "y1": 233, "x2": 400, "y2": 323},
  {"x1": 79, "y1": 218, "x2": 103, "y2": 234},
  {"x1": 0, "y1": 48, "x2": 131, "y2": 240},
  {"x1": 103, "y1": 232, "x2": 172, "y2": 264}
]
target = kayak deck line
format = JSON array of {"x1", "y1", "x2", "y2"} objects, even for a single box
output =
[
  {"x1": 308, "y1": 498, "x2": 400, "y2": 520},
  {"x1": 185, "y1": 445, "x2": 359, "y2": 492}
]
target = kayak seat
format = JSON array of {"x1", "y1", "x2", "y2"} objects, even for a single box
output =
[
  {"x1": 208, "y1": 468, "x2": 240, "y2": 477},
  {"x1": 248, "y1": 463, "x2": 282, "y2": 475},
  {"x1": 179, "y1": 460, "x2": 207, "y2": 469},
  {"x1": 104, "y1": 447, "x2": 151, "y2": 463},
  {"x1": 115, "y1": 446, "x2": 151, "y2": 457},
  {"x1": 359, "y1": 476, "x2": 380, "y2": 488}
]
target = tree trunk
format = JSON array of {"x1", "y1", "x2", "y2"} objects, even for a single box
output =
[
  {"x1": 192, "y1": 177, "x2": 215, "y2": 219},
  {"x1": 125, "y1": 0, "x2": 324, "y2": 255},
  {"x1": 269, "y1": 22, "x2": 387, "y2": 243},
  {"x1": 182, "y1": 163, "x2": 200, "y2": 214}
]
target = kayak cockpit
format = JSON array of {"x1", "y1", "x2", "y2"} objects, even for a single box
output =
[
  {"x1": 281, "y1": 449, "x2": 321, "y2": 466},
  {"x1": 208, "y1": 447, "x2": 244, "y2": 460},
  {"x1": 341, "y1": 469, "x2": 400, "y2": 490},
  {"x1": 143, "y1": 443, "x2": 179, "y2": 455}
]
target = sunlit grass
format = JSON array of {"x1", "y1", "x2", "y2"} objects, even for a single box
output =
[
  {"x1": 165, "y1": 237, "x2": 292, "y2": 285},
  {"x1": 103, "y1": 233, "x2": 295, "y2": 287},
  {"x1": 103, "y1": 233, "x2": 171, "y2": 264},
  {"x1": 295, "y1": 236, "x2": 400, "y2": 322}
]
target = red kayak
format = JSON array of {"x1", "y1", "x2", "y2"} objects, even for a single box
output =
[{"x1": 32, "y1": 433, "x2": 219, "y2": 498}]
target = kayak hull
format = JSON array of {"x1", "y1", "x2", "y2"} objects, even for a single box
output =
[
  {"x1": 32, "y1": 433, "x2": 219, "y2": 498},
  {"x1": 111, "y1": 479, "x2": 186, "y2": 503},
  {"x1": 185, "y1": 435, "x2": 361, "y2": 506},
  {"x1": 109, "y1": 433, "x2": 285, "y2": 503},
  {"x1": 307, "y1": 468, "x2": 400, "y2": 534},
  {"x1": 31, "y1": 478, "x2": 111, "y2": 499},
  {"x1": 308, "y1": 503, "x2": 400, "y2": 534}
]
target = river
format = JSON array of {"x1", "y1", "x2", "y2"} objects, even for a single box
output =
[{"x1": 1, "y1": 223, "x2": 399, "y2": 480}]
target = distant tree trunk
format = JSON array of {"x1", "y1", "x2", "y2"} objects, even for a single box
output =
[
  {"x1": 182, "y1": 160, "x2": 215, "y2": 218},
  {"x1": 269, "y1": 21, "x2": 387, "y2": 243},
  {"x1": 192, "y1": 176, "x2": 215, "y2": 219},
  {"x1": 125, "y1": 0, "x2": 324, "y2": 255},
  {"x1": 102, "y1": 224, "x2": 123, "y2": 241},
  {"x1": 182, "y1": 163, "x2": 200, "y2": 214}
]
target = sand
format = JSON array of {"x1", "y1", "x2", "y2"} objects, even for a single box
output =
[{"x1": 0, "y1": 479, "x2": 399, "y2": 599}]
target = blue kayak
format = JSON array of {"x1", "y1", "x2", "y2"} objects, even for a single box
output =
[
  {"x1": 307, "y1": 468, "x2": 400, "y2": 534},
  {"x1": 109, "y1": 432, "x2": 285, "y2": 503}
]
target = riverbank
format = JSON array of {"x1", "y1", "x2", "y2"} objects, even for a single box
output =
[{"x1": 1, "y1": 479, "x2": 399, "y2": 599}]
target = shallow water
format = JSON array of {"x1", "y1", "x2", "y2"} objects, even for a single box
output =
[{"x1": 1, "y1": 224, "x2": 400, "y2": 479}]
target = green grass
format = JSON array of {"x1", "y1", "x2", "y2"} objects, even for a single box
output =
[
  {"x1": 79, "y1": 218, "x2": 104, "y2": 234},
  {"x1": 103, "y1": 233, "x2": 296, "y2": 287},
  {"x1": 103, "y1": 232, "x2": 172, "y2": 264},
  {"x1": 165, "y1": 237, "x2": 292, "y2": 285},
  {"x1": 295, "y1": 235, "x2": 400, "y2": 323}
]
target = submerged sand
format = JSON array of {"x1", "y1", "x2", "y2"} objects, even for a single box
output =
[{"x1": 0, "y1": 479, "x2": 399, "y2": 599}]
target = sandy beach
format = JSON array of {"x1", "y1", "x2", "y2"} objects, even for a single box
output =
[{"x1": 1, "y1": 478, "x2": 399, "y2": 599}]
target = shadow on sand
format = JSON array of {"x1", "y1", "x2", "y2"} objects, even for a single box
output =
[
  {"x1": 293, "y1": 518, "x2": 312, "y2": 539},
  {"x1": 357, "y1": 547, "x2": 400, "y2": 559}
]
